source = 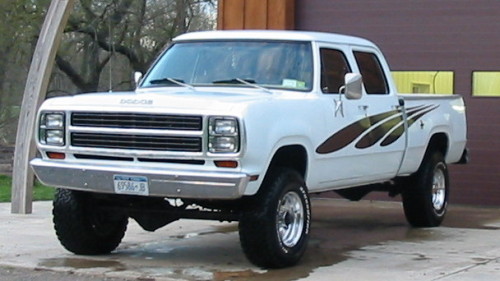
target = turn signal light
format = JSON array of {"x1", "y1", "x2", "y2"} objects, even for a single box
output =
[
  {"x1": 214, "y1": 160, "x2": 238, "y2": 168},
  {"x1": 47, "y1": 152, "x2": 66, "y2": 159}
]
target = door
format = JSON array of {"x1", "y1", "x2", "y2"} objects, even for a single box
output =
[{"x1": 314, "y1": 45, "x2": 406, "y2": 189}]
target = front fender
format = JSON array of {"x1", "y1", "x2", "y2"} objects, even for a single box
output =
[{"x1": 238, "y1": 95, "x2": 324, "y2": 195}]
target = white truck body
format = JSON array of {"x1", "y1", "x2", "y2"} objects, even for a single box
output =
[
  {"x1": 30, "y1": 30, "x2": 467, "y2": 268},
  {"x1": 32, "y1": 30, "x2": 466, "y2": 198}
]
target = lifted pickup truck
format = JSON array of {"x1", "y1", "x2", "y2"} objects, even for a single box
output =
[{"x1": 31, "y1": 30, "x2": 468, "y2": 268}]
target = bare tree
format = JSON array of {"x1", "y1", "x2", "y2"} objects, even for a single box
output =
[
  {"x1": 0, "y1": 0, "x2": 51, "y2": 144},
  {"x1": 0, "y1": 0, "x2": 216, "y2": 144},
  {"x1": 54, "y1": 0, "x2": 216, "y2": 94}
]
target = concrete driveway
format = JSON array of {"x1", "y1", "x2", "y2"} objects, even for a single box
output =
[{"x1": 1, "y1": 199, "x2": 499, "y2": 280}]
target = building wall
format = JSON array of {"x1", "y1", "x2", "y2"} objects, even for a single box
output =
[
  {"x1": 296, "y1": 0, "x2": 500, "y2": 205},
  {"x1": 218, "y1": 0, "x2": 295, "y2": 30}
]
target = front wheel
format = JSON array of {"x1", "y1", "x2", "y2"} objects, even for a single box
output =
[
  {"x1": 239, "y1": 168, "x2": 311, "y2": 268},
  {"x1": 402, "y1": 152, "x2": 449, "y2": 227},
  {"x1": 53, "y1": 189, "x2": 128, "y2": 255}
]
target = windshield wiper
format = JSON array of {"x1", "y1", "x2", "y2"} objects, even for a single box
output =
[
  {"x1": 148, "y1": 77, "x2": 196, "y2": 91},
  {"x1": 212, "y1": 78, "x2": 272, "y2": 94},
  {"x1": 213, "y1": 78, "x2": 256, "y2": 84}
]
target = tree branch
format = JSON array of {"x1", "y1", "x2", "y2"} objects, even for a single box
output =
[
  {"x1": 79, "y1": 0, "x2": 98, "y2": 20},
  {"x1": 65, "y1": 1, "x2": 147, "y2": 72},
  {"x1": 55, "y1": 54, "x2": 93, "y2": 92},
  {"x1": 97, "y1": 53, "x2": 113, "y2": 73}
]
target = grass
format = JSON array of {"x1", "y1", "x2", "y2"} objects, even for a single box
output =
[{"x1": 0, "y1": 175, "x2": 55, "y2": 202}]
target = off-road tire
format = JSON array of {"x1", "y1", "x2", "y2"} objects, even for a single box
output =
[
  {"x1": 53, "y1": 189, "x2": 128, "y2": 255},
  {"x1": 402, "y1": 152, "x2": 449, "y2": 227},
  {"x1": 239, "y1": 168, "x2": 311, "y2": 268}
]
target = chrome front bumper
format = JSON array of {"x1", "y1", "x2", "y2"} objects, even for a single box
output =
[{"x1": 30, "y1": 159, "x2": 250, "y2": 199}]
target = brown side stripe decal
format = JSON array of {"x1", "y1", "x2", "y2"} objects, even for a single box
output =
[
  {"x1": 407, "y1": 105, "x2": 439, "y2": 127},
  {"x1": 379, "y1": 125, "x2": 405, "y2": 147},
  {"x1": 316, "y1": 104, "x2": 439, "y2": 154},
  {"x1": 355, "y1": 114, "x2": 404, "y2": 149},
  {"x1": 378, "y1": 105, "x2": 436, "y2": 147},
  {"x1": 315, "y1": 110, "x2": 399, "y2": 154},
  {"x1": 380, "y1": 105, "x2": 439, "y2": 146}
]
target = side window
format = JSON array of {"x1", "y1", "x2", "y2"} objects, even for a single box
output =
[
  {"x1": 353, "y1": 51, "x2": 389, "y2": 94},
  {"x1": 320, "y1": 48, "x2": 351, "y2": 94}
]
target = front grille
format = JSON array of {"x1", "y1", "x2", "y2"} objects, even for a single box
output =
[
  {"x1": 74, "y1": 154, "x2": 205, "y2": 165},
  {"x1": 71, "y1": 133, "x2": 202, "y2": 152},
  {"x1": 71, "y1": 112, "x2": 202, "y2": 131}
]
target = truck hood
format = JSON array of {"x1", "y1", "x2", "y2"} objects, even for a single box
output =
[{"x1": 41, "y1": 88, "x2": 274, "y2": 115}]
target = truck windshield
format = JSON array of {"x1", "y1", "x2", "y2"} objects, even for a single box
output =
[{"x1": 141, "y1": 41, "x2": 313, "y2": 92}]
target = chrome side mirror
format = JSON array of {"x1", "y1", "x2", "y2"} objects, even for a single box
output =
[
  {"x1": 342, "y1": 73, "x2": 363, "y2": 100},
  {"x1": 134, "y1": 72, "x2": 143, "y2": 87}
]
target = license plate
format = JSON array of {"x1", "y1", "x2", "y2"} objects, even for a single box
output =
[{"x1": 113, "y1": 175, "x2": 149, "y2": 196}]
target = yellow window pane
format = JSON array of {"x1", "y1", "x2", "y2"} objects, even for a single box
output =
[
  {"x1": 473, "y1": 72, "x2": 500, "y2": 97},
  {"x1": 391, "y1": 71, "x2": 454, "y2": 94}
]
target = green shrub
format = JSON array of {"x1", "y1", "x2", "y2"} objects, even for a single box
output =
[{"x1": 0, "y1": 175, "x2": 54, "y2": 202}]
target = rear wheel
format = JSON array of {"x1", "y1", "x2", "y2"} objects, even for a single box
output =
[
  {"x1": 53, "y1": 189, "x2": 128, "y2": 255},
  {"x1": 402, "y1": 152, "x2": 449, "y2": 227},
  {"x1": 239, "y1": 168, "x2": 311, "y2": 268}
]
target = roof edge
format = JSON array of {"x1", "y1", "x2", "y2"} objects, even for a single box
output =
[{"x1": 174, "y1": 30, "x2": 376, "y2": 47}]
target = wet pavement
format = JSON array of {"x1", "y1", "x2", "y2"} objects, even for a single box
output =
[{"x1": 1, "y1": 199, "x2": 500, "y2": 280}]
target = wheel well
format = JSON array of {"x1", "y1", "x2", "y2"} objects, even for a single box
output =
[
  {"x1": 268, "y1": 145, "x2": 307, "y2": 178},
  {"x1": 426, "y1": 133, "x2": 449, "y2": 158}
]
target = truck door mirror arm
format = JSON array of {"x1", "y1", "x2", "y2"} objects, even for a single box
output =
[{"x1": 399, "y1": 97, "x2": 405, "y2": 106}]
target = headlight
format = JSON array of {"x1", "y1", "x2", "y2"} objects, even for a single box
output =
[
  {"x1": 209, "y1": 117, "x2": 239, "y2": 153},
  {"x1": 45, "y1": 114, "x2": 65, "y2": 128},
  {"x1": 209, "y1": 136, "x2": 238, "y2": 152},
  {"x1": 45, "y1": 130, "x2": 65, "y2": 145},
  {"x1": 211, "y1": 119, "x2": 238, "y2": 135},
  {"x1": 39, "y1": 112, "x2": 65, "y2": 146}
]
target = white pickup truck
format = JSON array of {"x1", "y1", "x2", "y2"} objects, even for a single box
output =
[{"x1": 31, "y1": 30, "x2": 468, "y2": 268}]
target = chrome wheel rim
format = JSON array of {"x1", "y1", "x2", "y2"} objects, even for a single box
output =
[
  {"x1": 432, "y1": 166, "x2": 446, "y2": 211},
  {"x1": 277, "y1": 191, "x2": 304, "y2": 248}
]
